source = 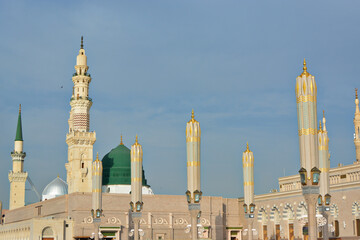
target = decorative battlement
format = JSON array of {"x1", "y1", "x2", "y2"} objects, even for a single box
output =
[
  {"x1": 8, "y1": 171, "x2": 28, "y2": 183},
  {"x1": 10, "y1": 152, "x2": 26, "y2": 160},
  {"x1": 279, "y1": 162, "x2": 360, "y2": 192},
  {"x1": 69, "y1": 98, "x2": 93, "y2": 107},
  {"x1": 66, "y1": 131, "x2": 96, "y2": 145}
]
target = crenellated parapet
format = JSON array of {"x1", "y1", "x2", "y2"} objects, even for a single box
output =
[{"x1": 66, "y1": 131, "x2": 96, "y2": 145}]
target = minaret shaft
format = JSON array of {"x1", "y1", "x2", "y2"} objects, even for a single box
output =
[
  {"x1": 92, "y1": 154, "x2": 103, "y2": 213},
  {"x1": 66, "y1": 37, "x2": 96, "y2": 194},
  {"x1": 131, "y1": 137, "x2": 143, "y2": 211},
  {"x1": 186, "y1": 111, "x2": 201, "y2": 202},
  {"x1": 296, "y1": 61, "x2": 319, "y2": 173},
  {"x1": 319, "y1": 116, "x2": 330, "y2": 199},
  {"x1": 242, "y1": 144, "x2": 254, "y2": 206}
]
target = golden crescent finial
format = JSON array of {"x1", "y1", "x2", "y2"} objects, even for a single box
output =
[
  {"x1": 356, "y1": 88, "x2": 358, "y2": 99},
  {"x1": 57, "y1": 174, "x2": 59, "y2": 178},
  {"x1": 96, "y1": 152, "x2": 99, "y2": 160},
  {"x1": 120, "y1": 134, "x2": 123, "y2": 145},
  {"x1": 191, "y1": 109, "x2": 195, "y2": 119},
  {"x1": 135, "y1": 135, "x2": 138, "y2": 144},
  {"x1": 319, "y1": 120, "x2": 322, "y2": 131}
]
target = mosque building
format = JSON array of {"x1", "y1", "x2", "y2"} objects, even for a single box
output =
[{"x1": 1, "y1": 39, "x2": 360, "y2": 240}]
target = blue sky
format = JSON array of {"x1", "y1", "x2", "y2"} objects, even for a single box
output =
[{"x1": 0, "y1": 1, "x2": 359, "y2": 208}]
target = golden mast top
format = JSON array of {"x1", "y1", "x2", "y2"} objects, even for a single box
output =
[
  {"x1": 186, "y1": 110, "x2": 201, "y2": 142},
  {"x1": 131, "y1": 135, "x2": 143, "y2": 160},
  {"x1": 243, "y1": 142, "x2": 254, "y2": 166},
  {"x1": 295, "y1": 59, "x2": 317, "y2": 101},
  {"x1": 244, "y1": 142, "x2": 252, "y2": 153}
]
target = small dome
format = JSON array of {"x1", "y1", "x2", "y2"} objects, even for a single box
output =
[
  {"x1": 102, "y1": 144, "x2": 149, "y2": 186},
  {"x1": 42, "y1": 176, "x2": 68, "y2": 201}
]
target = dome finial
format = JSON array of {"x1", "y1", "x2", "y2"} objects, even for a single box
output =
[
  {"x1": 135, "y1": 135, "x2": 138, "y2": 144},
  {"x1": 81, "y1": 36, "x2": 84, "y2": 49},
  {"x1": 96, "y1": 152, "x2": 99, "y2": 160},
  {"x1": 57, "y1": 174, "x2": 59, "y2": 178},
  {"x1": 19, "y1": 104, "x2": 21, "y2": 114},
  {"x1": 191, "y1": 109, "x2": 195, "y2": 119},
  {"x1": 120, "y1": 134, "x2": 124, "y2": 145},
  {"x1": 319, "y1": 120, "x2": 322, "y2": 132}
]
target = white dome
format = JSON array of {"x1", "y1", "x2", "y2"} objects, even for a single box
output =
[{"x1": 42, "y1": 176, "x2": 68, "y2": 201}]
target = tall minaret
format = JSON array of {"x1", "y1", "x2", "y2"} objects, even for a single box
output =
[
  {"x1": 8, "y1": 105, "x2": 28, "y2": 210},
  {"x1": 318, "y1": 112, "x2": 330, "y2": 201},
  {"x1": 354, "y1": 88, "x2": 360, "y2": 161},
  {"x1": 295, "y1": 59, "x2": 319, "y2": 172},
  {"x1": 66, "y1": 37, "x2": 96, "y2": 193}
]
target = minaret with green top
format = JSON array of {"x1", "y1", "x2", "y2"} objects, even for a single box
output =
[{"x1": 8, "y1": 104, "x2": 28, "y2": 210}]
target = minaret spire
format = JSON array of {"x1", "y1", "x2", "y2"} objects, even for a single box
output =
[
  {"x1": 323, "y1": 110, "x2": 327, "y2": 132},
  {"x1": 15, "y1": 104, "x2": 23, "y2": 141},
  {"x1": 80, "y1": 36, "x2": 84, "y2": 49},
  {"x1": 356, "y1": 88, "x2": 359, "y2": 114}
]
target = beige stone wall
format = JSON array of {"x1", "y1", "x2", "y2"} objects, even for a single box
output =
[
  {"x1": 2, "y1": 193, "x2": 241, "y2": 240},
  {"x1": 239, "y1": 182, "x2": 360, "y2": 240}
]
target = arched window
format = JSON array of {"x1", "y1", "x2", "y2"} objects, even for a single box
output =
[{"x1": 42, "y1": 227, "x2": 54, "y2": 240}]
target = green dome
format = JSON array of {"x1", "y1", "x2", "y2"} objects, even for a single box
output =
[{"x1": 102, "y1": 144, "x2": 149, "y2": 186}]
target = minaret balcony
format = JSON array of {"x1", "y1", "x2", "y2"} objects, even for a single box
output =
[
  {"x1": 72, "y1": 72, "x2": 91, "y2": 77},
  {"x1": 11, "y1": 152, "x2": 26, "y2": 158},
  {"x1": 70, "y1": 96, "x2": 92, "y2": 102}
]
